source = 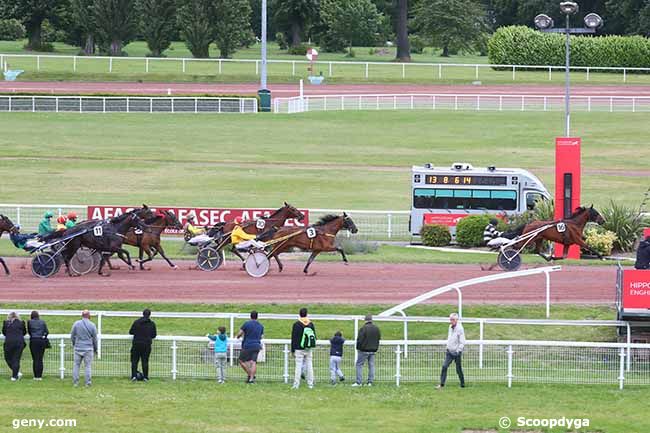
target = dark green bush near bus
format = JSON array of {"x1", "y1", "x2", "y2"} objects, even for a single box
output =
[
  {"x1": 420, "y1": 224, "x2": 451, "y2": 247},
  {"x1": 488, "y1": 26, "x2": 650, "y2": 69},
  {"x1": 456, "y1": 215, "x2": 491, "y2": 248},
  {"x1": 0, "y1": 19, "x2": 25, "y2": 41}
]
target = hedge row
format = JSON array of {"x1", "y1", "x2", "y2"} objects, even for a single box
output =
[{"x1": 488, "y1": 26, "x2": 650, "y2": 69}]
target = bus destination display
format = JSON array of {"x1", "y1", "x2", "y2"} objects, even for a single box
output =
[{"x1": 424, "y1": 175, "x2": 507, "y2": 186}]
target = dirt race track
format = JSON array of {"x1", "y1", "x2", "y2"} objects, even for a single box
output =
[{"x1": 0, "y1": 257, "x2": 616, "y2": 305}]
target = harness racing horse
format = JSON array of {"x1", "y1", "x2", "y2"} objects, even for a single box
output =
[
  {"x1": 266, "y1": 213, "x2": 358, "y2": 274},
  {"x1": 520, "y1": 205, "x2": 606, "y2": 261},
  {"x1": 61, "y1": 211, "x2": 149, "y2": 276},
  {"x1": 123, "y1": 210, "x2": 183, "y2": 270},
  {"x1": 0, "y1": 215, "x2": 19, "y2": 275}
]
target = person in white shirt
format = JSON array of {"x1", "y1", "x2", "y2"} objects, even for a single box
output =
[{"x1": 436, "y1": 312, "x2": 466, "y2": 389}]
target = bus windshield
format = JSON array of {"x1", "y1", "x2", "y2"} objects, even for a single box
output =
[{"x1": 413, "y1": 188, "x2": 517, "y2": 211}]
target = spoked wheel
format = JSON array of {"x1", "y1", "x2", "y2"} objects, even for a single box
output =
[
  {"x1": 70, "y1": 248, "x2": 98, "y2": 276},
  {"x1": 196, "y1": 247, "x2": 223, "y2": 271},
  {"x1": 245, "y1": 252, "x2": 270, "y2": 278},
  {"x1": 497, "y1": 247, "x2": 522, "y2": 272},
  {"x1": 31, "y1": 252, "x2": 59, "y2": 278}
]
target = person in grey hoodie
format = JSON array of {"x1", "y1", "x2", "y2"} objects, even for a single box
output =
[
  {"x1": 70, "y1": 310, "x2": 97, "y2": 387},
  {"x1": 436, "y1": 312, "x2": 466, "y2": 389}
]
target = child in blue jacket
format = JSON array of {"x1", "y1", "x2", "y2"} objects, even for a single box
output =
[{"x1": 208, "y1": 326, "x2": 229, "y2": 383}]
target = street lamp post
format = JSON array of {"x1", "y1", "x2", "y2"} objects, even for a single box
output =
[{"x1": 258, "y1": 0, "x2": 271, "y2": 111}]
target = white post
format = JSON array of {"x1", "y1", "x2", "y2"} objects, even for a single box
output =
[
  {"x1": 341, "y1": 96, "x2": 344, "y2": 110},
  {"x1": 521, "y1": 95, "x2": 525, "y2": 111},
  {"x1": 586, "y1": 67, "x2": 590, "y2": 81},
  {"x1": 627, "y1": 322, "x2": 631, "y2": 372},
  {"x1": 610, "y1": 97, "x2": 613, "y2": 113},
  {"x1": 432, "y1": 95, "x2": 436, "y2": 110},
  {"x1": 102, "y1": 98, "x2": 106, "y2": 113},
  {"x1": 219, "y1": 59, "x2": 222, "y2": 74},
  {"x1": 283, "y1": 344, "x2": 289, "y2": 383},
  {"x1": 150, "y1": 98, "x2": 153, "y2": 113},
  {"x1": 402, "y1": 63, "x2": 405, "y2": 79},
  {"x1": 619, "y1": 347, "x2": 625, "y2": 390},
  {"x1": 171, "y1": 339, "x2": 178, "y2": 380},
  {"x1": 97, "y1": 313, "x2": 102, "y2": 359},
  {"x1": 292, "y1": 61, "x2": 295, "y2": 76},
  {"x1": 455, "y1": 287, "x2": 463, "y2": 318},
  {"x1": 354, "y1": 319, "x2": 359, "y2": 363},
  {"x1": 194, "y1": 98, "x2": 198, "y2": 113},
  {"x1": 393, "y1": 95, "x2": 397, "y2": 110},
  {"x1": 545, "y1": 270, "x2": 551, "y2": 318},
  {"x1": 548, "y1": 66, "x2": 552, "y2": 81},
  {"x1": 387, "y1": 213, "x2": 392, "y2": 239},
  {"x1": 632, "y1": 98, "x2": 636, "y2": 113},
  {"x1": 109, "y1": 57, "x2": 113, "y2": 73},
  {"x1": 507, "y1": 345, "x2": 513, "y2": 388},
  {"x1": 126, "y1": 98, "x2": 130, "y2": 113},
  {"x1": 403, "y1": 320, "x2": 408, "y2": 359},
  {"x1": 588, "y1": 96, "x2": 591, "y2": 112},
  {"x1": 475, "y1": 64, "x2": 479, "y2": 80},
  {"x1": 395, "y1": 345, "x2": 402, "y2": 387},
  {"x1": 73, "y1": 56, "x2": 77, "y2": 72},
  {"x1": 32, "y1": 96, "x2": 35, "y2": 113},
  {"x1": 479, "y1": 320, "x2": 484, "y2": 369},
  {"x1": 438, "y1": 64, "x2": 442, "y2": 79},
  {"x1": 454, "y1": 95, "x2": 458, "y2": 111},
  {"x1": 623, "y1": 68, "x2": 627, "y2": 83},
  {"x1": 328, "y1": 62, "x2": 332, "y2": 77},
  {"x1": 410, "y1": 95, "x2": 414, "y2": 109},
  {"x1": 543, "y1": 96, "x2": 547, "y2": 112},
  {"x1": 499, "y1": 95, "x2": 503, "y2": 111},
  {"x1": 59, "y1": 338, "x2": 65, "y2": 380},
  {"x1": 229, "y1": 315, "x2": 235, "y2": 366},
  {"x1": 182, "y1": 58, "x2": 186, "y2": 73},
  {"x1": 476, "y1": 95, "x2": 480, "y2": 111},
  {"x1": 255, "y1": 60, "x2": 259, "y2": 75},
  {"x1": 365, "y1": 63, "x2": 369, "y2": 79},
  {"x1": 37, "y1": 55, "x2": 40, "y2": 71},
  {"x1": 512, "y1": 65, "x2": 516, "y2": 80},
  {"x1": 16, "y1": 207, "x2": 20, "y2": 225},
  {"x1": 56, "y1": 97, "x2": 59, "y2": 113},
  {"x1": 146, "y1": 58, "x2": 149, "y2": 73}
]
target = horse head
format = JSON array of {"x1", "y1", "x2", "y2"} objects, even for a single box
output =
[
  {"x1": 283, "y1": 202, "x2": 305, "y2": 222},
  {"x1": 588, "y1": 205, "x2": 605, "y2": 225},
  {"x1": 0, "y1": 214, "x2": 18, "y2": 234},
  {"x1": 342, "y1": 212, "x2": 358, "y2": 234},
  {"x1": 164, "y1": 210, "x2": 183, "y2": 230}
]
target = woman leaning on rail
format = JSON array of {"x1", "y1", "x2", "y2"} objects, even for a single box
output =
[
  {"x1": 2, "y1": 311, "x2": 27, "y2": 381},
  {"x1": 28, "y1": 311, "x2": 49, "y2": 380}
]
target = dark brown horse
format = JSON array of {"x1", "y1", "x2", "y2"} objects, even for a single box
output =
[
  {"x1": 125, "y1": 210, "x2": 183, "y2": 270},
  {"x1": 266, "y1": 213, "x2": 358, "y2": 274},
  {"x1": 520, "y1": 205, "x2": 606, "y2": 261},
  {"x1": 0, "y1": 214, "x2": 18, "y2": 275}
]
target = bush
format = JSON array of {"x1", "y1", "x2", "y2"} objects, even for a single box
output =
[
  {"x1": 275, "y1": 32, "x2": 288, "y2": 50},
  {"x1": 287, "y1": 44, "x2": 308, "y2": 56},
  {"x1": 319, "y1": 32, "x2": 347, "y2": 53},
  {"x1": 0, "y1": 19, "x2": 25, "y2": 41},
  {"x1": 488, "y1": 25, "x2": 650, "y2": 69},
  {"x1": 456, "y1": 215, "x2": 491, "y2": 248},
  {"x1": 420, "y1": 224, "x2": 451, "y2": 247},
  {"x1": 337, "y1": 238, "x2": 379, "y2": 255},
  {"x1": 601, "y1": 201, "x2": 645, "y2": 252},
  {"x1": 409, "y1": 35, "x2": 426, "y2": 54},
  {"x1": 345, "y1": 47, "x2": 356, "y2": 58},
  {"x1": 583, "y1": 224, "x2": 617, "y2": 257}
]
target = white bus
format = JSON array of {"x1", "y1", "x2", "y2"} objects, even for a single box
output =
[{"x1": 410, "y1": 162, "x2": 550, "y2": 236}]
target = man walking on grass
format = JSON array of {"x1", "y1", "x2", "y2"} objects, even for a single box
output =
[
  {"x1": 437, "y1": 312, "x2": 466, "y2": 389},
  {"x1": 236, "y1": 310, "x2": 264, "y2": 384}
]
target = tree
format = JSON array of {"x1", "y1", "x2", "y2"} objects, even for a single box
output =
[
  {"x1": 213, "y1": 0, "x2": 253, "y2": 58},
  {"x1": 71, "y1": 0, "x2": 96, "y2": 54},
  {"x1": 2, "y1": 0, "x2": 62, "y2": 50},
  {"x1": 413, "y1": 0, "x2": 488, "y2": 57},
  {"x1": 272, "y1": 0, "x2": 320, "y2": 47},
  {"x1": 92, "y1": 0, "x2": 137, "y2": 56},
  {"x1": 395, "y1": 0, "x2": 410, "y2": 61},
  {"x1": 177, "y1": 0, "x2": 214, "y2": 58},
  {"x1": 320, "y1": 0, "x2": 383, "y2": 53},
  {"x1": 136, "y1": 0, "x2": 175, "y2": 56}
]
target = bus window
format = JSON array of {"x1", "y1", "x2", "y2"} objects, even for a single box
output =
[
  {"x1": 413, "y1": 189, "x2": 517, "y2": 211},
  {"x1": 526, "y1": 192, "x2": 545, "y2": 210}
]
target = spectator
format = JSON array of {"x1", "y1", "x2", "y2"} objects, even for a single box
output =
[
  {"x1": 129, "y1": 308, "x2": 157, "y2": 382},
  {"x1": 235, "y1": 310, "x2": 264, "y2": 384},
  {"x1": 635, "y1": 236, "x2": 650, "y2": 270},
  {"x1": 70, "y1": 310, "x2": 97, "y2": 387},
  {"x1": 208, "y1": 326, "x2": 229, "y2": 384},
  {"x1": 436, "y1": 313, "x2": 466, "y2": 389},
  {"x1": 291, "y1": 307, "x2": 316, "y2": 389},
  {"x1": 27, "y1": 311, "x2": 49, "y2": 380},
  {"x1": 329, "y1": 331, "x2": 345, "y2": 385},
  {"x1": 353, "y1": 314, "x2": 381, "y2": 387},
  {"x1": 2, "y1": 312, "x2": 26, "y2": 381}
]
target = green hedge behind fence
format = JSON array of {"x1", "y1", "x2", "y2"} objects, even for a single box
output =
[{"x1": 488, "y1": 26, "x2": 650, "y2": 70}]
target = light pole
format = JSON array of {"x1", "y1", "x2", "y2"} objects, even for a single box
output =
[
  {"x1": 534, "y1": 3, "x2": 603, "y2": 137},
  {"x1": 258, "y1": 0, "x2": 271, "y2": 111}
]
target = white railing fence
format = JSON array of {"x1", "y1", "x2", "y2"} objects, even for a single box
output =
[
  {"x1": 0, "y1": 204, "x2": 410, "y2": 241},
  {"x1": 274, "y1": 94, "x2": 650, "y2": 114},
  {"x1": 0, "y1": 334, "x2": 647, "y2": 388},
  {"x1": 0, "y1": 96, "x2": 258, "y2": 114},
  {"x1": 2, "y1": 52, "x2": 649, "y2": 83}
]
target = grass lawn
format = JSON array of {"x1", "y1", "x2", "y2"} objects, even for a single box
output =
[
  {"x1": 0, "y1": 302, "x2": 619, "y2": 342},
  {"x1": 0, "y1": 379, "x2": 645, "y2": 433},
  {"x1": 0, "y1": 110, "x2": 647, "y2": 210},
  {"x1": 1, "y1": 40, "x2": 647, "y2": 85}
]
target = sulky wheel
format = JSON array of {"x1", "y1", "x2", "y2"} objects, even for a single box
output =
[
  {"x1": 244, "y1": 252, "x2": 270, "y2": 278},
  {"x1": 70, "y1": 248, "x2": 97, "y2": 276},
  {"x1": 497, "y1": 247, "x2": 522, "y2": 272},
  {"x1": 196, "y1": 247, "x2": 223, "y2": 271},
  {"x1": 31, "y1": 252, "x2": 58, "y2": 278}
]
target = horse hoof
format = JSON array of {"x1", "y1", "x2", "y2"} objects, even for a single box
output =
[{"x1": 172, "y1": 265, "x2": 179, "y2": 270}]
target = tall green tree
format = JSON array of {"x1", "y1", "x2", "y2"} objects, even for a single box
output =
[
  {"x1": 213, "y1": 0, "x2": 253, "y2": 58},
  {"x1": 395, "y1": 0, "x2": 410, "y2": 61},
  {"x1": 2, "y1": 0, "x2": 62, "y2": 50},
  {"x1": 136, "y1": 0, "x2": 175, "y2": 56},
  {"x1": 413, "y1": 0, "x2": 488, "y2": 56},
  {"x1": 71, "y1": 0, "x2": 96, "y2": 54},
  {"x1": 92, "y1": 0, "x2": 137, "y2": 55},
  {"x1": 272, "y1": 0, "x2": 320, "y2": 47},
  {"x1": 320, "y1": 0, "x2": 383, "y2": 53},
  {"x1": 177, "y1": 0, "x2": 214, "y2": 58}
]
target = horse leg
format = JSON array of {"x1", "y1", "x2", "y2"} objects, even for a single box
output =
[
  {"x1": 573, "y1": 237, "x2": 603, "y2": 259},
  {"x1": 0, "y1": 257, "x2": 9, "y2": 275},
  {"x1": 138, "y1": 246, "x2": 155, "y2": 270},
  {"x1": 107, "y1": 256, "x2": 120, "y2": 271},
  {"x1": 154, "y1": 245, "x2": 177, "y2": 269},
  {"x1": 336, "y1": 247, "x2": 349, "y2": 264},
  {"x1": 535, "y1": 240, "x2": 552, "y2": 262},
  {"x1": 273, "y1": 254, "x2": 284, "y2": 273},
  {"x1": 116, "y1": 249, "x2": 134, "y2": 270},
  {"x1": 138, "y1": 245, "x2": 145, "y2": 270},
  {"x1": 231, "y1": 246, "x2": 246, "y2": 262},
  {"x1": 98, "y1": 253, "x2": 111, "y2": 276},
  {"x1": 303, "y1": 251, "x2": 320, "y2": 274}
]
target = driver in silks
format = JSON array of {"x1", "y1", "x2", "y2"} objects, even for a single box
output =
[
  {"x1": 9, "y1": 225, "x2": 42, "y2": 252},
  {"x1": 231, "y1": 216, "x2": 266, "y2": 251}
]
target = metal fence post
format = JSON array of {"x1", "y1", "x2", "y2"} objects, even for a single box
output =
[
  {"x1": 402, "y1": 63, "x2": 405, "y2": 79},
  {"x1": 182, "y1": 58, "x2": 186, "y2": 73},
  {"x1": 512, "y1": 65, "x2": 516, "y2": 80},
  {"x1": 229, "y1": 315, "x2": 235, "y2": 366},
  {"x1": 619, "y1": 347, "x2": 625, "y2": 390},
  {"x1": 283, "y1": 344, "x2": 289, "y2": 384},
  {"x1": 387, "y1": 213, "x2": 392, "y2": 239},
  {"x1": 218, "y1": 59, "x2": 222, "y2": 74},
  {"x1": 475, "y1": 65, "x2": 479, "y2": 80},
  {"x1": 507, "y1": 345, "x2": 513, "y2": 388},
  {"x1": 97, "y1": 312, "x2": 102, "y2": 359},
  {"x1": 292, "y1": 61, "x2": 295, "y2": 76},
  {"x1": 37, "y1": 55, "x2": 40, "y2": 71},
  {"x1": 545, "y1": 270, "x2": 551, "y2": 318},
  {"x1": 171, "y1": 339, "x2": 178, "y2": 380},
  {"x1": 365, "y1": 63, "x2": 368, "y2": 79},
  {"x1": 354, "y1": 319, "x2": 359, "y2": 363},
  {"x1": 328, "y1": 62, "x2": 332, "y2": 77},
  {"x1": 395, "y1": 345, "x2": 402, "y2": 387},
  {"x1": 73, "y1": 56, "x2": 77, "y2": 72},
  {"x1": 623, "y1": 68, "x2": 627, "y2": 83},
  {"x1": 255, "y1": 60, "x2": 259, "y2": 75},
  {"x1": 479, "y1": 319, "x2": 484, "y2": 369},
  {"x1": 59, "y1": 338, "x2": 66, "y2": 380},
  {"x1": 627, "y1": 322, "x2": 631, "y2": 372},
  {"x1": 16, "y1": 207, "x2": 20, "y2": 225},
  {"x1": 586, "y1": 67, "x2": 590, "y2": 81},
  {"x1": 109, "y1": 57, "x2": 113, "y2": 73},
  {"x1": 146, "y1": 58, "x2": 149, "y2": 73},
  {"x1": 438, "y1": 64, "x2": 442, "y2": 79},
  {"x1": 548, "y1": 66, "x2": 552, "y2": 81}
]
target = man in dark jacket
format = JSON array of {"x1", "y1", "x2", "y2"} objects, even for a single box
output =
[
  {"x1": 635, "y1": 236, "x2": 650, "y2": 270},
  {"x1": 353, "y1": 314, "x2": 381, "y2": 387},
  {"x1": 2, "y1": 312, "x2": 26, "y2": 381},
  {"x1": 129, "y1": 308, "x2": 157, "y2": 381},
  {"x1": 291, "y1": 307, "x2": 316, "y2": 389}
]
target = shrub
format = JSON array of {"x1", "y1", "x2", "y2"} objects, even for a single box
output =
[
  {"x1": 488, "y1": 25, "x2": 650, "y2": 69},
  {"x1": 0, "y1": 19, "x2": 25, "y2": 41},
  {"x1": 287, "y1": 44, "x2": 308, "y2": 56},
  {"x1": 583, "y1": 224, "x2": 617, "y2": 257},
  {"x1": 601, "y1": 201, "x2": 644, "y2": 252},
  {"x1": 319, "y1": 32, "x2": 347, "y2": 53},
  {"x1": 337, "y1": 238, "x2": 379, "y2": 255},
  {"x1": 345, "y1": 47, "x2": 356, "y2": 58},
  {"x1": 456, "y1": 215, "x2": 491, "y2": 248},
  {"x1": 275, "y1": 32, "x2": 288, "y2": 50},
  {"x1": 420, "y1": 224, "x2": 451, "y2": 247},
  {"x1": 409, "y1": 35, "x2": 426, "y2": 54}
]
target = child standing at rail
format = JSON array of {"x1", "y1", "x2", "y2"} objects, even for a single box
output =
[
  {"x1": 208, "y1": 326, "x2": 229, "y2": 383},
  {"x1": 329, "y1": 331, "x2": 345, "y2": 385}
]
